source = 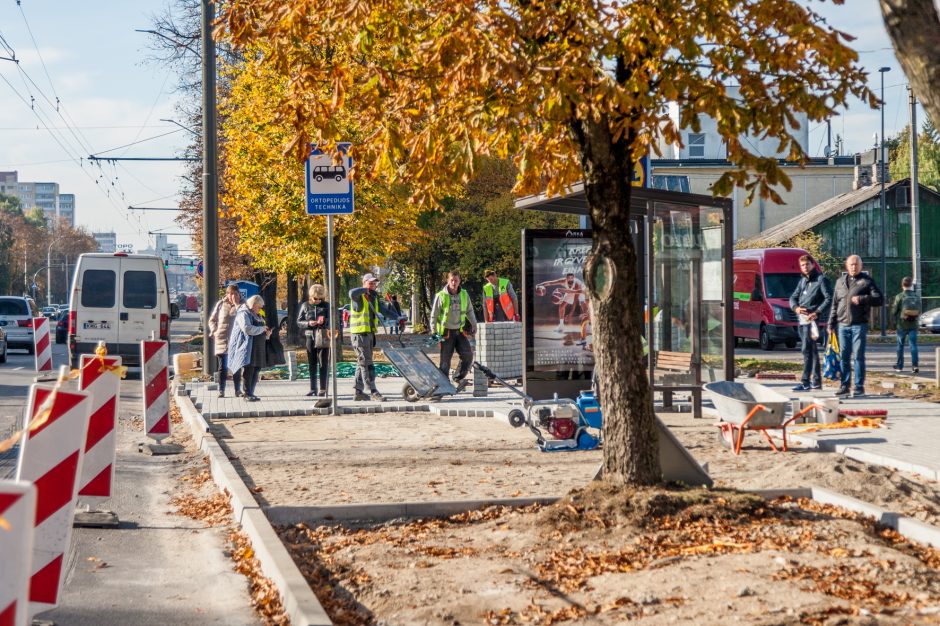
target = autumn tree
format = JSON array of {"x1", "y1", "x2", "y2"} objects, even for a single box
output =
[
  {"x1": 219, "y1": 0, "x2": 874, "y2": 485},
  {"x1": 889, "y1": 122, "x2": 940, "y2": 193}
]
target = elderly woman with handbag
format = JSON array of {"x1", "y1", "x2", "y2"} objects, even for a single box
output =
[
  {"x1": 228, "y1": 295, "x2": 272, "y2": 402},
  {"x1": 298, "y1": 284, "x2": 331, "y2": 397}
]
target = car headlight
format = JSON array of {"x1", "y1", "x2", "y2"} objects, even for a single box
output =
[{"x1": 772, "y1": 305, "x2": 788, "y2": 322}]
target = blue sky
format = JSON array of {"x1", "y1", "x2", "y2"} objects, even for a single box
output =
[{"x1": 0, "y1": 0, "x2": 927, "y2": 254}]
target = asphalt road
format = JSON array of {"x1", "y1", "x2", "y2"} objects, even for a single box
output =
[
  {"x1": 736, "y1": 336, "x2": 939, "y2": 381},
  {"x1": 1, "y1": 312, "x2": 259, "y2": 625}
]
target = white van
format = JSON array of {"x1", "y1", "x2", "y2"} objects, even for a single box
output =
[{"x1": 69, "y1": 253, "x2": 173, "y2": 367}]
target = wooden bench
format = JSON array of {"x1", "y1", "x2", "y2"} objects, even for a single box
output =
[{"x1": 653, "y1": 350, "x2": 703, "y2": 419}]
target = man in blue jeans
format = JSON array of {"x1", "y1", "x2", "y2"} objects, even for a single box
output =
[
  {"x1": 827, "y1": 255, "x2": 883, "y2": 397},
  {"x1": 789, "y1": 254, "x2": 831, "y2": 391},
  {"x1": 891, "y1": 276, "x2": 920, "y2": 373}
]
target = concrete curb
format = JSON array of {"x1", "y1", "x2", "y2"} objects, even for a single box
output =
[
  {"x1": 265, "y1": 496, "x2": 560, "y2": 525},
  {"x1": 810, "y1": 486, "x2": 940, "y2": 550},
  {"x1": 175, "y1": 389, "x2": 331, "y2": 626}
]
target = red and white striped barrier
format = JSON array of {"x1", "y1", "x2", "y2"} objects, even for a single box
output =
[
  {"x1": 0, "y1": 481, "x2": 37, "y2": 626},
  {"x1": 141, "y1": 339, "x2": 170, "y2": 442},
  {"x1": 32, "y1": 317, "x2": 52, "y2": 373},
  {"x1": 15, "y1": 383, "x2": 90, "y2": 619},
  {"x1": 77, "y1": 354, "x2": 122, "y2": 507}
]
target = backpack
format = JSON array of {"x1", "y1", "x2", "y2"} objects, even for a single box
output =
[{"x1": 900, "y1": 291, "x2": 921, "y2": 321}]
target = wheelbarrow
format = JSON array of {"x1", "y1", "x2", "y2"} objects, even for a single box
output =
[
  {"x1": 704, "y1": 381, "x2": 821, "y2": 455},
  {"x1": 382, "y1": 345, "x2": 457, "y2": 402}
]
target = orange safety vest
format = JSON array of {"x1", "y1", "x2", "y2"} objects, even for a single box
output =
[{"x1": 483, "y1": 278, "x2": 515, "y2": 321}]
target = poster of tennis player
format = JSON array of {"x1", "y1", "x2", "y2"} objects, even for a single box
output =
[{"x1": 525, "y1": 230, "x2": 594, "y2": 373}]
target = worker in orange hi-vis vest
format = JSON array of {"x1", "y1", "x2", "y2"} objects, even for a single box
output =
[{"x1": 482, "y1": 269, "x2": 519, "y2": 322}]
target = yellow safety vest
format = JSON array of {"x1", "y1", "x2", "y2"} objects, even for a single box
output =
[
  {"x1": 436, "y1": 288, "x2": 469, "y2": 335},
  {"x1": 349, "y1": 292, "x2": 379, "y2": 334}
]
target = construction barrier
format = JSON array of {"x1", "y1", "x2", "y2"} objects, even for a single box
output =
[
  {"x1": 141, "y1": 339, "x2": 170, "y2": 442},
  {"x1": 32, "y1": 317, "x2": 52, "y2": 373},
  {"x1": 77, "y1": 354, "x2": 122, "y2": 506},
  {"x1": 15, "y1": 384, "x2": 90, "y2": 620},
  {"x1": 0, "y1": 481, "x2": 37, "y2": 626}
]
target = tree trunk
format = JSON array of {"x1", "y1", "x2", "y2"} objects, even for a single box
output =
[
  {"x1": 286, "y1": 272, "x2": 300, "y2": 346},
  {"x1": 571, "y1": 116, "x2": 661, "y2": 486},
  {"x1": 881, "y1": 0, "x2": 940, "y2": 129}
]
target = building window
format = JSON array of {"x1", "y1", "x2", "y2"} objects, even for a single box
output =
[
  {"x1": 688, "y1": 133, "x2": 705, "y2": 158},
  {"x1": 895, "y1": 186, "x2": 910, "y2": 207}
]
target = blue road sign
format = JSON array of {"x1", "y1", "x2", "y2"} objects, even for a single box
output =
[{"x1": 305, "y1": 143, "x2": 354, "y2": 215}]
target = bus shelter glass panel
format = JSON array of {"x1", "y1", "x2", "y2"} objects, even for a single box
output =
[{"x1": 650, "y1": 202, "x2": 727, "y2": 387}]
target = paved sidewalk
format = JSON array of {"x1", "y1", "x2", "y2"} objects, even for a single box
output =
[{"x1": 711, "y1": 379, "x2": 940, "y2": 482}]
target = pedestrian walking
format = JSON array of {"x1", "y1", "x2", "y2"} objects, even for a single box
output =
[
  {"x1": 298, "y1": 284, "x2": 331, "y2": 397},
  {"x1": 207, "y1": 284, "x2": 244, "y2": 398},
  {"x1": 389, "y1": 294, "x2": 405, "y2": 336},
  {"x1": 482, "y1": 269, "x2": 519, "y2": 322},
  {"x1": 827, "y1": 255, "x2": 883, "y2": 397},
  {"x1": 349, "y1": 273, "x2": 393, "y2": 401},
  {"x1": 228, "y1": 295, "x2": 272, "y2": 402},
  {"x1": 430, "y1": 270, "x2": 478, "y2": 392},
  {"x1": 789, "y1": 255, "x2": 831, "y2": 391},
  {"x1": 892, "y1": 276, "x2": 921, "y2": 373}
]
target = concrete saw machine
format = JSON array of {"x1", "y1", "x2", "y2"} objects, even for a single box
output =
[{"x1": 473, "y1": 362, "x2": 602, "y2": 451}]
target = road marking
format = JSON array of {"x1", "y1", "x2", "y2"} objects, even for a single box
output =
[{"x1": 13, "y1": 367, "x2": 24, "y2": 371}]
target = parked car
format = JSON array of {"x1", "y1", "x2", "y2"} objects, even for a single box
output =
[
  {"x1": 0, "y1": 295, "x2": 40, "y2": 353},
  {"x1": 0, "y1": 326, "x2": 7, "y2": 363},
  {"x1": 42, "y1": 305, "x2": 58, "y2": 319},
  {"x1": 732, "y1": 248, "x2": 826, "y2": 351},
  {"x1": 55, "y1": 309, "x2": 68, "y2": 344},
  {"x1": 920, "y1": 307, "x2": 940, "y2": 334}
]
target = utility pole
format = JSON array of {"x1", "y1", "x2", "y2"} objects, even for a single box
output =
[
  {"x1": 878, "y1": 66, "x2": 890, "y2": 337},
  {"x1": 909, "y1": 87, "x2": 922, "y2": 296},
  {"x1": 202, "y1": 0, "x2": 219, "y2": 375}
]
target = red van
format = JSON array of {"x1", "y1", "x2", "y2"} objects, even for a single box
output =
[{"x1": 733, "y1": 248, "x2": 826, "y2": 350}]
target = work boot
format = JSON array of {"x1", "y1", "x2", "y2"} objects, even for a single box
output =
[
  {"x1": 455, "y1": 379, "x2": 468, "y2": 393},
  {"x1": 835, "y1": 386, "x2": 850, "y2": 397},
  {"x1": 371, "y1": 391, "x2": 387, "y2": 402},
  {"x1": 354, "y1": 392, "x2": 369, "y2": 401}
]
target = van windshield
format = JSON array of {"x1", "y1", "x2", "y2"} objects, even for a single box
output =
[{"x1": 763, "y1": 273, "x2": 802, "y2": 300}]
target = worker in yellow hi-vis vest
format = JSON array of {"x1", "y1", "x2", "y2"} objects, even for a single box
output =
[
  {"x1": 430, "y1": 270, "x2": 478, "y2": 393},
  {"x1": 348, "y1": 273, "x2": 395, "y2": 402},
  {"x1": 482, "y1": 269, "x2": 519, "y2": 322}
]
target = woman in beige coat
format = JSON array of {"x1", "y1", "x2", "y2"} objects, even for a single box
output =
[{"x1": 208, "y1": 284, "x2": 243, "y2": 398}]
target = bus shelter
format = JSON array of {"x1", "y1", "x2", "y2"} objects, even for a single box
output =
[{"x1": 515, "y1": 185, "x2": 734, "y2": 417}]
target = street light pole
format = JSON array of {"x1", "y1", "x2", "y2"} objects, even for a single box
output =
[{"x1": 879, "y1": 66, "x2": 890, "y2": 337}]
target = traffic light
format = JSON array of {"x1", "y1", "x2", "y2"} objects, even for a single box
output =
[
  {"x1": 189, "y1": 260, "x2": 194, "y2": 269},
  {"x1": 164, "y1": 258, "x2": 169, "y2": 269}
]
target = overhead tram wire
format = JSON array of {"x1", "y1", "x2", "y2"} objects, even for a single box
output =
[{"x1": 0, "y1": 70, "x2": 144, "y2": 236}]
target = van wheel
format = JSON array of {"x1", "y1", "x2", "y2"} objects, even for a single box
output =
[
  {"x1": 785, "y1": 339, "x2": 797, "y2": 349},
  {"x1": 0, "y1": 347, "x2": 6, "y2": 363},
  {"x1": 759, "y1": 326, "x2": 774, "y2": 351}
]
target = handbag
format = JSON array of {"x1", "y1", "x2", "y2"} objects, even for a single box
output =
[
  {"x1": 265, "y1": 334, "x2": 286, "y2": 366},
  {"x1": 822, "y1": 331, "x2": 841, "y2": 381},
  {"x1": 313, "y1": 327, "x2": 329, "y2": 349}
]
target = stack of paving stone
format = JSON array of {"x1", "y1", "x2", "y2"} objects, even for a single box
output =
[{"x1": 477, "y1": 321, "x2": 522, "y2": 380}]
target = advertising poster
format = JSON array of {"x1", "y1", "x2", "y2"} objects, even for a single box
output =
[{"x1": 526, "y1": 230, "x2": 594, "y2": 373}]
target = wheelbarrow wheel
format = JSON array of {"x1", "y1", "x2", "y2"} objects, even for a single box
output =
[
  {"x1": 402, "y1": 383, "x2": 421, "y2": 402},
  {"x1": 508, "y1": 409, "x2": 526, "y2": 428},
  {"x1": 716, "y1": 424, "x2": 735, "y2": 449}
]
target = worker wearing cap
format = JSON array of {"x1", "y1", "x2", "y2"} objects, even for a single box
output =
[
  {"x1": 348, "y1": 273, "x2": 393, "y2": 401},
  {"x1": 430, "y1": 270, "x2": 478, "y2": 392},
  {"x1": 482, "y1": 269, "x2": 519, "y2": 323}
]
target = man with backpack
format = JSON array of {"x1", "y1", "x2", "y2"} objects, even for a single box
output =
[{"x1": 891, "y1": 276, "x2": 920, "y2": 373}]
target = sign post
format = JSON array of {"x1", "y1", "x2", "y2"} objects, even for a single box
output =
[{"x1": 306, "y1": 143, "x2": 354, "y2": 416}]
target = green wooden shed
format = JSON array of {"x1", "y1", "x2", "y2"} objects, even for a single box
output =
[{"x1": 749, "y1": 178, "x2": 940, "y2": 313}]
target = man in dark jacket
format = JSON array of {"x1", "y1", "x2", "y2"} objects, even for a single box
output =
[
  {"x1": 789, "y1": 255, "x2": 831, "y2": 391},
  {"x1": 827, "y1": 255, "x2": 883, "y2": 397}
]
